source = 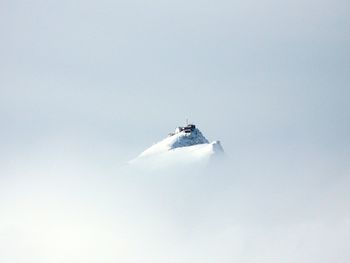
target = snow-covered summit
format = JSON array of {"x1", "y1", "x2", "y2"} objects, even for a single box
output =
[
  {"x1": 139, "y1": 124, "x2": 210, "y2": 157},
  {"x1": 130, "y1": 124, "x2": 224, "y2": 168}
]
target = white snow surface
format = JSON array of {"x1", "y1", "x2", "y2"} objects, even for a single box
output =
[{"x1": 130, "y1": 127, "x2": 224, "y2": 168}]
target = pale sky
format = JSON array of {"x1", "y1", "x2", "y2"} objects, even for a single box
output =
[
  {"x1": 1, "y1": 0, "x2": 349, "y2": 155},
  {"x1": 0, "y1": 0, "x2": 350, "y2": 262}
]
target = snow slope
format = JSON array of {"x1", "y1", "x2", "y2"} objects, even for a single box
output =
[{"x1": 130, "y1": 125, "x2": 224, "y2": 168}]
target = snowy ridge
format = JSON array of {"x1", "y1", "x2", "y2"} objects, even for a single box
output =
[
  {"x1": 138, "y1": 127, "x2": 209, "y2": 158},
  {"x1": 130, "y1": 124, "x2": 224, "y2": 167}
]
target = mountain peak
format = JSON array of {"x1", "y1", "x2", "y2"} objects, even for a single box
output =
[
  {"x1": 130, "y1": 123, "x2": 224, "y2": 167},
  {"x1": 167, "y1": 124, "x2": 209, "y2": 149},
  {"x1": 138, "y1": 124, "x2": 211, "y2": 157}
]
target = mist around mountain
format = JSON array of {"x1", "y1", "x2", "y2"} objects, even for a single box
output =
[
  {"x1": 130, "y1": 124, "x2": 225, "y2": 170},
  {"x1": 1, "y1": 0, "x2": 349, "y2": 259},
  {"x1": 1, "y1": 130, "x2": 349, "y2": 263}
]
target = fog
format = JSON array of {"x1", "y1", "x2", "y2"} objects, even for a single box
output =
[
  {"x1": 1, "y1": 138, "x2": 349, "y2": 262},
  {"x1": 1, "y1": 0, "x2": 350, "y2": 261}
]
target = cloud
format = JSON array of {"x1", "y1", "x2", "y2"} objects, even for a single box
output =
[{"x1": 0, "y1": 144, "x2": 349, "y2": 263}]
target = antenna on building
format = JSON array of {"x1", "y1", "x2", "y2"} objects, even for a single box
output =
[{"x1": 186, "y1": 118, "x2": 188, "y2": 125}]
